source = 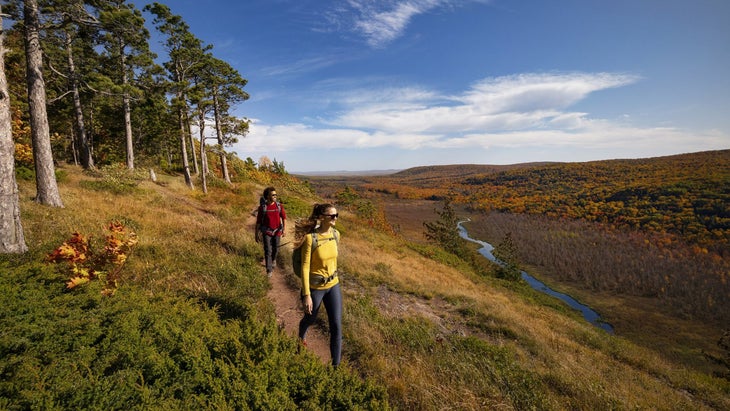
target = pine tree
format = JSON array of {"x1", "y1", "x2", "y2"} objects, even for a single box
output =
[
  {"x1": 0, "y1": 4, "x2": 28, "y2": 253},
  {"x1": 23, "y1": 0, "x2": 63, "y2": 207},
  {"x1": 493, "y1": 232, "x2": 521, "y2": 281},
  {"x1": 423, "y1": 199, "x2": 464, "y2": 257}
]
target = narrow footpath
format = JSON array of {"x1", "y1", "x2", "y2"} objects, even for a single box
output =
[{"x1": 247, "y1": 212, "x2": 330, "y2": 364}]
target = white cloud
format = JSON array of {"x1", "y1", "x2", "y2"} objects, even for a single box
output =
[
  {"x1": 242, "y1": 122, "x2": 437, "y2": 152},
  {"x1": 260, "y1": 55, "x2": 345, "y2": 77},
  {"x1": 460, "y1": 72, "x2": 639, "y2": 112},
  {"x1": 345, "y1": 0, "x2": 480, "y2": 48},
  {"x1": 233, "y1": 71, "x2": 729, "y2": 168},
  {"x1": 327, "y1": 72, "x2": 638, "y2": 133}
]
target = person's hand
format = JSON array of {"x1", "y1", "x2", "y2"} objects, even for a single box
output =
[
  {"x1": 255, "y1": 232, "x2": 261, "y2": 243},
  {"x1": 302, "y1": 295, "x2": 313, "y2": 314}
]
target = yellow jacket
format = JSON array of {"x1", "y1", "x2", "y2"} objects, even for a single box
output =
[{"x1": 301, "y1": 230, "x2": 339, "y2": 296}]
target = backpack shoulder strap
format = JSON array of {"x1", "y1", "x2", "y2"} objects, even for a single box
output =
[
  {"x1": 313, "y1": 230, "x2": 338, "y2": 249},
  {"x1": 262, "y1": 202, "x2": 282, "y2": 213},
  {"x1": 311, "y1": 232, "x2": 318, "y2": 249}
]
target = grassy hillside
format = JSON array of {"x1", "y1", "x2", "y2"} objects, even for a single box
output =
[
  {"x1": 2, "y1": 164, "x2": 729, "y2": 410},
  {"x1": 0, "y1": 166, "x2": 387, "y2": 410},
  {"x1": 312, "y1": 150, "x2": 730, "y2": 331}
]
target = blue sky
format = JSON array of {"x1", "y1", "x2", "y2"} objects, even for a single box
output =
[{"x1": 136, "y1": 0, "x2": 730, "y2": 172}]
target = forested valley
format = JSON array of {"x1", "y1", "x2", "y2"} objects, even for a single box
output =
[
  {"x1": 307, "y1": 149, "x2": 730, "y2": 383},
  {"x1": 359, "y1": 151, "x2": 730, "y2": 318}
]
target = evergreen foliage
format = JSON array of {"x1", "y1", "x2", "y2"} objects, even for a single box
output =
[
  {"x1": 423, "y1": 199, "x2": 462, "y2": 256},
  {"x1": 0, "y1": 263, "x2": 387, "y2": 409},
  {"x1": 492, "y1": 232, "x2": 521, "y2": 281}
]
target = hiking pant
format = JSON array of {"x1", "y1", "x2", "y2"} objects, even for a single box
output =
[
  {"x1": 299, "y1": 283, "x2": 342, "y2": 366},
  {"x1": 262, "y1": 233, "x2": 280, "y2": 273}
]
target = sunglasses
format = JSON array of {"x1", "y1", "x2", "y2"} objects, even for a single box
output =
[{"x1": 322, "y1": 213, "x2": 339, "y2": 218}]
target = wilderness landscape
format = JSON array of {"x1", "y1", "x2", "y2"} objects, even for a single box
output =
[
  {"x1": 2, "y1": 1, "x2": 729, "y2": 408},
  {"x1": 307, "y1": 150, "x2": 730, "y2": 364},
  {"x1": 2, "y1": 150, "x2": 730, "y2": 409}
]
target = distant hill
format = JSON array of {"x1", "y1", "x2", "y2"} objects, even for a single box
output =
[
  {"x1": 331, "y1": 149, "x2": 730, "y2": 256},
  {"x1": 298, "y1": 150, "x2": 729, "y2": 180},
  {"x1": 294, "y1": 169, "x2": 401, "y2": 177},
  {"x1": 391, "y1": 162, "x2": 557, "y2": 179}
]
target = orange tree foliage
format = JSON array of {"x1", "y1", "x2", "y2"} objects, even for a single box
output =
[
  {"x1": 335, "y1": 186, "x2": 396, "y2": 234},
  {"x1": 11, "y1": 107, "x2": 33, "y2": 168},
  {"x1": 47, "y1": 222, "x2": 138, "y2": 295},
  {"x1": 357, "y1": 150, "x2": 730, "y2": 256},
  {"x1": 462, "y1": 151, "x2": 730, "y2": 254}
]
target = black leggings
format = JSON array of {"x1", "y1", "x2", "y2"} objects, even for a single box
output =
[{"x1": 299, "y1": 283, "x2": 342, "y2": 366}]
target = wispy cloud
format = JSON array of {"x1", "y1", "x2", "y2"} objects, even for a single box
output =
[
  {"x1": 239, "y1": 71, "x2": 727, "y2": 157},
  {"x1": 259, "y1": 55, "x2": 345, "y2": 77},
  {"x1": 329, "y1": 72, "x2": 639, "y2": 133},
  {"x1": 342, "y1": 0, "x2": 482, "y2": 48}
]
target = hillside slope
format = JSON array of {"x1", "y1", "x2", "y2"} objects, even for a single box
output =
[{"x1": 3, "y1": 165, "x2": 729, "y2": 410}]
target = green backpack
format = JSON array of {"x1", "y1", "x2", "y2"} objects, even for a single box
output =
[{"x1": 292, "y1": 230, "x2": 339, "y2": 278}]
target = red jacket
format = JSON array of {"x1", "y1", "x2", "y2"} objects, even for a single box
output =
[{"x1": 256, "y1": 202, "x2": 286, "y2": 236}]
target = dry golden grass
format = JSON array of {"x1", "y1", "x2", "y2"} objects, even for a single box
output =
[
  {"x1": 20, "y1": 166, "x2": 260, "y2": 296},
  {"x1": 336, "y1": 210, "x2": 730, "y2": 409},
  {"x1": 15, "y1": 165, "x2": 729, "y2": 410}
]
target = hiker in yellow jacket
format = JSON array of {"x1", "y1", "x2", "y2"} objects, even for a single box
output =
[{"x1": 295, "y1": 203, "x2": 342, "y2": 367}]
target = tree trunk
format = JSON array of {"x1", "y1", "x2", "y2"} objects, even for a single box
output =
[
  {"x1": 0, "y1": 6, "x2": 28, "y2": 253},
  {"x1": 212, "y1": 92, "x2": 230, "y2": 184},
  {"x1": 185, "y1": 110, "x2": 198, "y2": 175},
  {"x1": 177, "y1": 104, "x2": 193, "y2": 189},
  {"x1": 24, "y1": 0, "x2": 63, "y2": 207},
  {"x1": 69, "y1": 122, "x2": 77, "y2": 166},
  {"x1": 120, "y1": 39, "x2": 134, "y2": 170},
  {"x1": 65, "y1": 31, "x2": 93, "y2": 169},
  {"x1": 198, "y1": 108, "x2": 207, "y2": 194}
]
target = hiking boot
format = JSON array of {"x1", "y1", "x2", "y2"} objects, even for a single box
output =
[
  {"x1": 267, "y1": 270, "x2": 272, "y2": 278},
  {"x1": 297, "y1": 338, "x2": 307, "y2": 353}
]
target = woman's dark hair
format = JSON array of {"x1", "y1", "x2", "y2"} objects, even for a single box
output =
[
  {"x1": 294, "y1": 203, "x2": 335, "y2": 244},
  {"x1": 309, "y1": 203, "x2": 334, "y2": 220}
]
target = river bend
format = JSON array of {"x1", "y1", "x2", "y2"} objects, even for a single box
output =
[{"x1": 457, "y1": 221, "x2": 614, "y2": 333}]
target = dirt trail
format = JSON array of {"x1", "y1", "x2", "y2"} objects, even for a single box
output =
[
  {"x1": 146, "y1": 180, "x2": 331, "y2": 363},
  {"x1": 247, "y1": 212, "x2": 331, "y2": 364}
]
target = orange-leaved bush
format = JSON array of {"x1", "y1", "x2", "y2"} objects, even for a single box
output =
[{"x1": 47, "y1": 222, "x2": 138, "y2": 295}]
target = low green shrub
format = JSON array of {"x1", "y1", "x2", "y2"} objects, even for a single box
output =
[
  {"x1": 80, "y1": 164, "x2": 146, "y2": 195},
  {"x1": 15, "y1": 166, "x2": 34, "y2": 181},
  {"x1": 0, "y1": 257, "x2": 389, "y2": 410}
]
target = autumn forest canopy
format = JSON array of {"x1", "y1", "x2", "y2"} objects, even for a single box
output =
[
  {"x1": 358, "y1": 150, "x2": 730, "y2": 256},
  {"x1": 314, "y1": 150, "x2": 730, "y2": 327}
]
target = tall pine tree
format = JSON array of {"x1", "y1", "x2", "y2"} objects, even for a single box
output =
[{"x1": 0, "y1": 4, "x2": 28, "y2": 253}]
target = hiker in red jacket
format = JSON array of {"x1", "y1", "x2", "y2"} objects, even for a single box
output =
[{"x1": 255, "y1": 187, "x2": 286, "y2": 277}]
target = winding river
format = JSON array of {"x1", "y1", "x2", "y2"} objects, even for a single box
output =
[{"x1": 457, "y1": 221, "x2": 614, "y2": 333}]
